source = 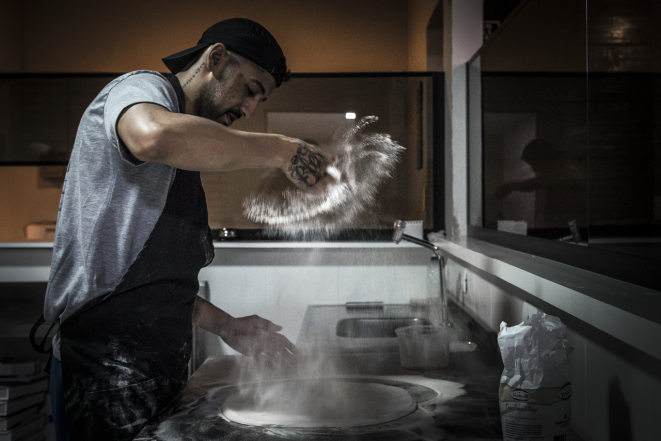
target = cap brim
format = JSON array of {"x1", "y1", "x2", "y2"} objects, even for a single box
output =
[{"x1": 162, "y1": 43, "x2": 209, "y2": 74}]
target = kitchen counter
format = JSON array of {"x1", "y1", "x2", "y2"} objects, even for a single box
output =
[
  {"x1": 132, "y1": 300, "x2": 585, "y2": 441},
  {"x1": 133, "y1": 302, "x2": 505, "y2": 441},
  {"x1": 134, "y1": 350, "x2": 505, "y2": 441},
  {"x1": 0, "y1": 241, "x2": 602, "y2": 439}
]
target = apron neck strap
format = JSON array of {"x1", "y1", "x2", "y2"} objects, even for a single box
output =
[{"x1": 164, "y1": 73, "x2": 186, "y2": 114}]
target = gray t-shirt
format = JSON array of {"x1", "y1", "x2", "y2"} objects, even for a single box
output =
[{"x1": 45, "y1": 71, "x2": 179, "y2": 359}]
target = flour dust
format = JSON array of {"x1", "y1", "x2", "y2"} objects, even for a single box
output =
[
  {"x1": 243, "y1": 116, "x2": 405, "y2": 240},
  {"x1": 227, "y1": 349, "x2": 348, "y2": 423},
  {"x1": 230, "y1": 117, "x2": 407, "y2": 426}
]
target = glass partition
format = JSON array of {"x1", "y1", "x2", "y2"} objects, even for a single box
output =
[
  {"x1": 468, "y1": 0, "x2": 661, "y2": 289},
  {"x1": 0, "y1": 73, "x2": 444, "y2": 242},
  {"x1": 480, "y1": 73, "x2": 589, "y2": 241},
  {"x1": 207, "y1": 73, "x2": 443, "y2": 236}
]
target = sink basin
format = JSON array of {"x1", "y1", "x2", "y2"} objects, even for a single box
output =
[{"x1": 336, "y1": 317, "x2": 431, "y2": 338}]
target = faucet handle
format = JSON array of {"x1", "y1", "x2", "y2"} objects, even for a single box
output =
[{"x1": 392, "y1": 220, "x2": 406, "y2": 244}]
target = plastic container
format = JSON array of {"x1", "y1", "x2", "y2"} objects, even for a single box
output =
[
  {"x1": 395, "y1": 325, "x2": 450, "y2": 369},
  {"x1": 426, "y1": 256, "x2": 441, "y2": 298}
]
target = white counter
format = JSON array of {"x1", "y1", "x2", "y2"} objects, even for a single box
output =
[{"x1": 2, "y1": 238, "x2": 658, "y2": 361}]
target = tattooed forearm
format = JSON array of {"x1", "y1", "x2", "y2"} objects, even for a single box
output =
[
  {"x1": 288, "y1": 142, "x2": 326, "y2": 187},
  {"x1": 182, "y1": 62, "x2": 206, "y2": 88}
]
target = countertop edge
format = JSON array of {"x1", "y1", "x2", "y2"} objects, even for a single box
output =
[{"x1": 436, "y1": 237, "x2": 661, "y2": 362}]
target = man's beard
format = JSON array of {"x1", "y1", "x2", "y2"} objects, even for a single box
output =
[{"x1": 194, "y1": 80, "x2": 224, "y2": 122}]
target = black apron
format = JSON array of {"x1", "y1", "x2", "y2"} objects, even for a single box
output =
[{"x1": 59, "y1": 74, "x2": 214, "y2": 441}]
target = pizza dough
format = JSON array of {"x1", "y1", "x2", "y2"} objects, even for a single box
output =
[{"x1": 220, "y1": 379, "x2": 417, "y2": 428}]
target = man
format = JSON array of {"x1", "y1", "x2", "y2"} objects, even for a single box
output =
[{"x1": 44, "y1": 18, "x2": 328, "y2": 441}]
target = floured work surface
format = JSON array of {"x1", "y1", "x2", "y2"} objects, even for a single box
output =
[{"x1": 220, "y1": 378, "x2": 417, "y2": 428}]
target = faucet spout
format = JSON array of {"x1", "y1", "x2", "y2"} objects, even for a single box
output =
[{"x1": 392, "y1": 220, "x2": 450, "y2": 327}]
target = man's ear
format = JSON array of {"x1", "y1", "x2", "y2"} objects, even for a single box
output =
[{"x1": 206, "y1": 43, "x2": 231, "y2": 79}]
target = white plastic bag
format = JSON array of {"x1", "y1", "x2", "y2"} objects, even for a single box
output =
[{"x1": 498, "y1": 313, "x2": 573, "y2": 441}]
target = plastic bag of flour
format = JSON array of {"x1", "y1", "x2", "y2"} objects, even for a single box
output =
[{"x1": 498, "y1": 313, "x2": 572, "y2": 441}]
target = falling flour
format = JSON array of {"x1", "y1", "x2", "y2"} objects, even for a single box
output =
[{"x1": 243, "y1": 116, "x2": 405, "y2": 239}]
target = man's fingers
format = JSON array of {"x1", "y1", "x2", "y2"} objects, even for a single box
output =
[
  {"x1": 254, "y1": 332, "x2": 298, "y2": 359},
  {"x1": 271, "y1": 332, "x2": 298, "y2": 355},
  {"x1": 245, "y1": 315, "x2": 282, "y2": 333},
  {"x1": 224, "y1": 315, "x2": 297, "y2": 362},
  {"x1": 264, "y1": 321, "x2": 282, "y2": 332}
]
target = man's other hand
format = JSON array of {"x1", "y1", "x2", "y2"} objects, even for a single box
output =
[{"x1": 219, "y1": 315, "x2": 298, "y2": 360}]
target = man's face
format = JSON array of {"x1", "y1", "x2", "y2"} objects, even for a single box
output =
[{"x1": 194, "y1": 60, "x2": 276, "y2": 127}]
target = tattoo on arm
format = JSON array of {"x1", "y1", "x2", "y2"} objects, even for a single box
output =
[
  {"x1": 182, "y1": 62, "x2": 206, "y2": 88},
  {"x1": 288, "y1": 142, "x2": 326, "y2": 187}
]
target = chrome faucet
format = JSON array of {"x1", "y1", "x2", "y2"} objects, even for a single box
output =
[{"x1": 392, "y1": 220, "x2": 450, "y2": 326}]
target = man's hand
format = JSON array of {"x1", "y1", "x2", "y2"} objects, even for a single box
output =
[
  {"x1": 218, "y1": 315, "x2": 298, "y2": 360},
  {"x1": 192, "y1": 297, "x2": 297, "y2": 363}
]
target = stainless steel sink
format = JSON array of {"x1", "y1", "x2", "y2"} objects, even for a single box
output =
[{"x1": 335, "y1": 317, "x2": 431, "y2": 338}]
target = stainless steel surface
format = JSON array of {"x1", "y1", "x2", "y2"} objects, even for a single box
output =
[
  {"x1": 298, "y1": 304, "x2": 429, "y2": 355},
  {"x1": 336, "y1": 317, "x2": 431, "y2": 338}
]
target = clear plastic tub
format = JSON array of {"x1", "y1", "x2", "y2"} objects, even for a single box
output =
[{"x1": 395, "y1": 325, "x2": 450, "y2": 369}]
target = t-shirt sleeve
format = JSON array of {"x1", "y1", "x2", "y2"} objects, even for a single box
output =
[{"x1": 104, "y1": 71, "x2": 179, "y2": 165}]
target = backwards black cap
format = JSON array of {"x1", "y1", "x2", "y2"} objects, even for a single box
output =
[{"x1": 162, "y1": 18, "x2": 289, "y2": 87}]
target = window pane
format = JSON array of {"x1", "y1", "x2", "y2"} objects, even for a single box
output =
[
  {"x1": 203, "y1": 75, "x2": 439, "y2": 233},
  {"x1": 482, "y1": 74, "x2": 588, "y2": 240},
  {"x1": 473, "y1": 0, "x2": 661, "y2": 262},
  {"x1": 586, "y1": 0, "x2": 661, "y2": 260},
  {"x1": 0, "y1": 74, "x2": 442, "y2": 241}
]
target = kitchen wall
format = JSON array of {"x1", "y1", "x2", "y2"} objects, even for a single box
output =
[
  {"x1": 0, "y1": 0, "x2": 22, "y2": 72},
  {"x1": 0, "y1": 0, "x2": 439, "y2": 74},
  {"x1": 480, "y1": 0, "x2": 585, "y2": 72},
  {"x1": 0, "y1": 243, "x2": 436, "y2": 365}
]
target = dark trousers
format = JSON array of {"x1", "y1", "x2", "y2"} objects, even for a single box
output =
[{"x1": 50, "y1": 357, "x2": 70, "y2": 441}]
